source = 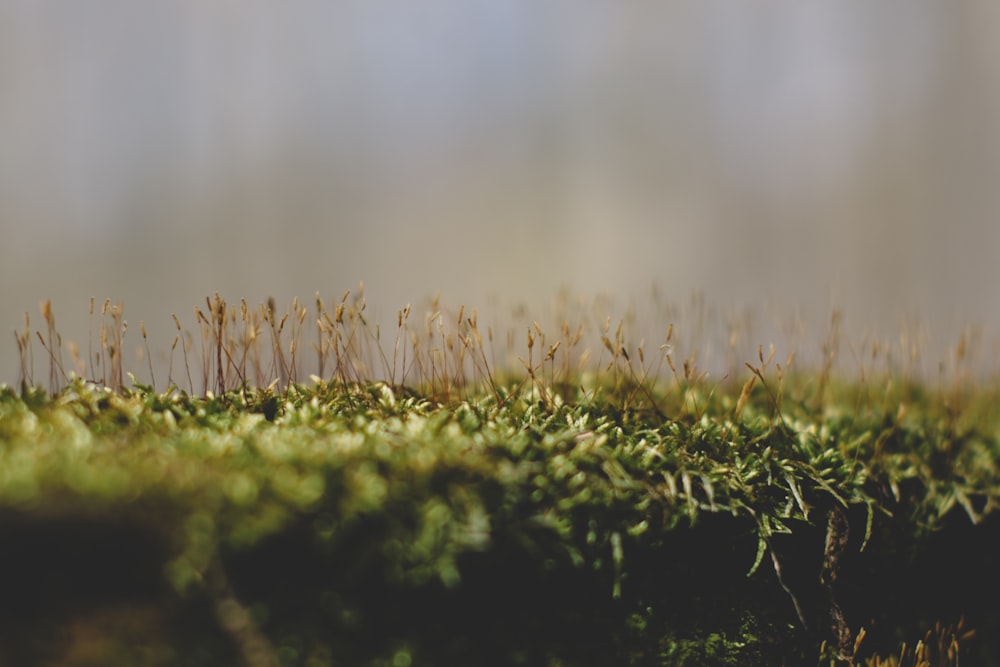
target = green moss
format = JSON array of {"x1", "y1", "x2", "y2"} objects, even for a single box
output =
[{"x1": 0, "y1": 374, "x2": 997, "y2": 664}]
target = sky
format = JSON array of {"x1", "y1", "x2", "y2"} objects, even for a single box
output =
[{"x1": 3, "y1": 2, "x2": 1000, "y2": 386}]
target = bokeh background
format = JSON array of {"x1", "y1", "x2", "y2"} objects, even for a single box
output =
[{"x1": 3, "y1": 2, "x2": 1000, "y2": 385}]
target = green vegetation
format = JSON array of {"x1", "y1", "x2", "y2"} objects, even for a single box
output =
[{"x1": 2, "y1": 293, "x2": 998, "y2": 666}]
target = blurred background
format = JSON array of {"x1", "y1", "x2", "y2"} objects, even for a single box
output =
[{"x1": 3, "y1": 1, "x2": 1000, "y2": 386}]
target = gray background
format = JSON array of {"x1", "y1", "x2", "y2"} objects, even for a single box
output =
[{"x1": 3, "y1": 2, "x2": 999, "y2": 385}]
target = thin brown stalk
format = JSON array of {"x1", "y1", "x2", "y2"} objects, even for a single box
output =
[
  {"x1": 172, "y1": 313, "x2": 194, "y2": 394},
  {"x1": 141, "y1": 320, "x2": 156, "y2": 390},
  {"x1": 15, "y1": 312, "x2": 33, "y2": 390}
]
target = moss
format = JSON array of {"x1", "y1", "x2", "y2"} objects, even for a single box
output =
[{"x1": 3, "y1": 293, "x2": 999, "y2": 664}]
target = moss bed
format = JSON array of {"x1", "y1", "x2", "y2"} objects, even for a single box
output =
[{"x1": 0, "y1": 369, "x2": 997, "y2": 666}]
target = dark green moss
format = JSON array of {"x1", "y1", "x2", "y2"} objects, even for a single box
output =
[{"x1": 0, "y1": 377, "x2": 996, "y2": 665}]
